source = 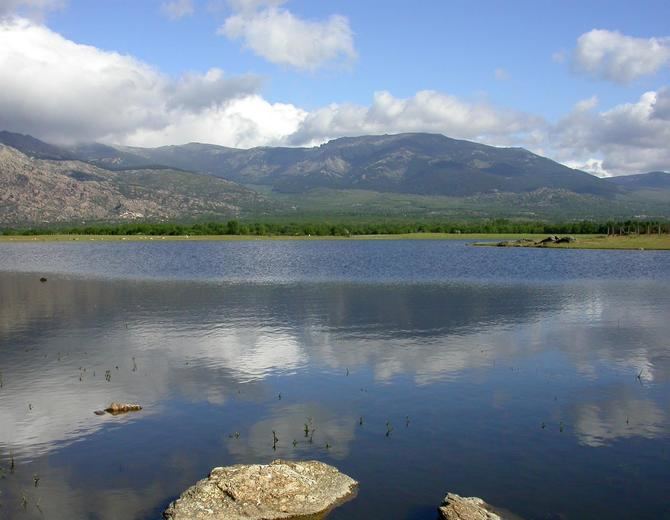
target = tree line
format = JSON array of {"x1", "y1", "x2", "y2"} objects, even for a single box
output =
[{"x1": 2, "y1": 219, "x2": 669, "y2": 237}]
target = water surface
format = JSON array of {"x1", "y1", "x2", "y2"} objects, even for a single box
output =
[{"x1": 0, "y1": 240, "x2": 669, "y2": 519}]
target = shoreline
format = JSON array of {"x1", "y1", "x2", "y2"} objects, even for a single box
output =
[
  {"x1": 0, "y1": 232, "x2": 558, "y2": 242},
  {"x1": 0, "y1": 233, "x2": 668, "y2": 249},
  {"x1": 473, "y1": 234, "x2": 670, "y2": 250}
]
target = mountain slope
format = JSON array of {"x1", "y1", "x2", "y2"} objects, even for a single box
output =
[
  {"x1": 0, "y1": 144, "x2": 273, "y2": 225},
  {"x1": 113, "y1": 133, "x2": 622, "y2": 197},
  {"x1": 607, "y1": 171, "x2": 670, "y2": 190},
  {"x1": 2, "y1": 130, "x2": 622, "y2": 198},
  {"x1": 0, "y1": 131, "x2": 75, "y2": 160}
]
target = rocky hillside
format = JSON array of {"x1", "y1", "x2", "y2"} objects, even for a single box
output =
[
  {"x1": 0, "y1": 144, "x2": 272, "y2": 225},
  {"x1": 116, "y1": 133, "x2": 622, "y2": 197},
  {"x1": 607, "y1": 171, "x2": 670, "y2": 191}
]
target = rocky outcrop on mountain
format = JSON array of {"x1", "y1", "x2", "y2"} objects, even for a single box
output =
[{"x1": 0, "y1": 144, "x2": 271, "y2": 225}]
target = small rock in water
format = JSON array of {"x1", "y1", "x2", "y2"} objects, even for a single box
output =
[
  {"x1": 439, "y1": 493, "x2": 520, "y2": 520},
  {"x1": 104, "y1": 402, "x2": 142, "y2": 415},
  {"x1": 39, "y1": 277, "x2": 47, "y2": 283},
  {"x1": 163, "y1": 459, "x2": 358, "y2": 520}
]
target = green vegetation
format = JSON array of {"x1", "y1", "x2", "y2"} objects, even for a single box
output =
[{"x1": 2, "y1": 218, "x2": 668, "y2": 238}]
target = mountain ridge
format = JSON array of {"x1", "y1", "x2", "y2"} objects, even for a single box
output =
[
  {"x1": 607, "y1": 171, "x2": 670, "y2": 190},
  {"x1": 2, "y1": 129, "x2": 669, "y2": 224},
  {"x1": 94, "y1": 132, "x2": 622, "y2": 198}
]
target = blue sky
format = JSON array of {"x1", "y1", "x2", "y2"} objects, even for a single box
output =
[{"x1": 1, "y1": 0, "x2": 670, "y2": 175}]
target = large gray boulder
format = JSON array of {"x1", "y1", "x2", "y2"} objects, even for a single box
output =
[
  {"x1": 439, "y1": 493, "x2": 520, "y2": 520},
  {"x1": 163, "y1": 459, "x2": 358, "y2": 520}
]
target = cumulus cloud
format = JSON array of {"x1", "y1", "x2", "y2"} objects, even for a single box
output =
[
  {"x1": 168, "y1": 68, "x2": 262, "y2": 110},
  {"x1": 552, "y1": 89, "x2": 670, "y2": 174},
  {"x1": 0, "y1": 17, "x2": 304, "y2": 147},
  {"x1": 218, "y1": 1, "x2": 356, "y2": 70},
  {"x1": 161, "y1": 0, "x2": 194, "y2": 20},
  {"x1": 652, "y1": 86, "x2": 670, "y2": 120},
  {"x1": 572, "y1": 29, "x2": 670, "y2": 83},
  {"x1": 563, "y1": 158, "x2": 610, "y2": 178},
  {"x1": 288, "y1": 90, "x2": 543, "y2": 146},
  {"x1": 124, "y1": 95, "x2": 306, "y2": 148}
]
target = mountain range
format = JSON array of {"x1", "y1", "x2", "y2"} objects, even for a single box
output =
[{"x1": 1, "y1": 130, "x2": 668, "y2": 225}]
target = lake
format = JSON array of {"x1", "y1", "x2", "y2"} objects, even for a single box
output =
[{"x1": 0, "y1": 240, "x2": 669, "y2": 519}]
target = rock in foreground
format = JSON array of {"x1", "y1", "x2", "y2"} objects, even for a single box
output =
[
  {"x1": 163, "y1": 459, "x2": 358, "y2": 520},
  {"x1": 439, "y1": 493, "x2": 518, "y2": 520},
  {"x1": 104, "y1": 402, "x2": 142, "y2": 414}
]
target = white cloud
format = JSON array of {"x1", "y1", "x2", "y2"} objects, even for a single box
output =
[
  {"x1": 552, "y1": 89, "x2": 670, "y2": 174},
  {"x1": 552, "y1": 50, "x2": 566, "y2": 63},
  {"x1": 226, "y1": 0, "x2": 285, "y2": 12},
  {"x1": 219, "y1": 3, "x2": 356, "y2": 70},
  {"x1": 574, "y1": 95, "x2": 599, "y2": 112},
  {"x1": 161, "y1": 0, "x2": 194, "y2": 20},
  {"x1": 2, "y1": 17, "x2": 670, "y2": 175},
  {"x1": 564, "y1": 158, "x2": 610, "y2": 178},
  {"x1": 0, "y1": 0, "x2": 65, "y2": 19},
  {"x1": 125, "y1": 95, "x2": 306, "y2": 148},
  {"x1": 0, "y1": 17, "x2": 304, "y2": 147},
  {"x1": 652, "y1": 86, "x2": 670, "y2": 120},
  {"x1": 572, "y1": 29, "x2": 670, "y2": 83},
  {"x1": 288, "y1": 90, "x2": 542, "y2": 146},
  {"x1": 168, "y1": 68, "x2": 263, "y2": 110},
  {"x1": 494, "y1": 67, "x2": 510, "y2": 81}
]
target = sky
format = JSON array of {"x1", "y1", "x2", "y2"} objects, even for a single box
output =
[{"x1": 0, "y1": 0, "x2": 669, "y2": 176}]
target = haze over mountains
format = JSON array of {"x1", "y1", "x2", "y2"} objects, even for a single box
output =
[{"x1": 0, "y1": 130, "x2": 668, "y2": 226}]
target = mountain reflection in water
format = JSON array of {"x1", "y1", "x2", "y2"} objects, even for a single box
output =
[{"x1": 0, "y1": 244, "x2": 669, "y2": 519}]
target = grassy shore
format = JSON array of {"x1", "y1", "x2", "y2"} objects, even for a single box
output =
[
  {"x1": 1, "y1": 233, "x2": 669, "y2": 249},
  {"x1": 0, "y1": 232, "x2": 552, "y2": 242},
  {"x1": 474, "y1": 234, "x2": 670, "y2": 250}
]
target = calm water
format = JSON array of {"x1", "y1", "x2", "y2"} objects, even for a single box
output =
[{"x1": 0, "y1": 240, "x2": 669, "y2": 519}]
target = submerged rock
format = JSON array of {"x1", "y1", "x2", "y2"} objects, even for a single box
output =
[
  {"x1": 103, "y1": 402, "x2": 142, "y2": 415},
  {"x1": 163, "y1": 459, "x2": 358, "y2": 520},
  {"x1": 439, "y1": 493, "x2": 519, "y2": 520}
]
